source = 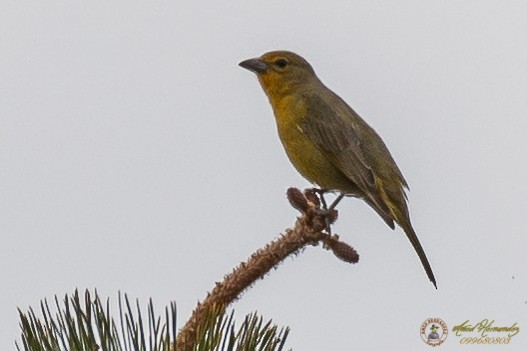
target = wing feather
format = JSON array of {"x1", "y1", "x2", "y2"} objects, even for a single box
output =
[{"x1": 299, "y1": 92, "x2": 398, "y2": 226}]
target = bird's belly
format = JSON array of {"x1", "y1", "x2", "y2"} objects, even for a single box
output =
[{"x1": 277, "y1": 123, "x2": 359, "y2": 193}]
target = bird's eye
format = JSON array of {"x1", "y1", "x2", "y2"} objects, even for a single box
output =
[{"x1": 274, "y1": 58, "x2": 289, "y2": 68}]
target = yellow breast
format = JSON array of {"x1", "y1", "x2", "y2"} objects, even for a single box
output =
[{"x1": 271, "y1": 95, "x2": 356, "y2": 192}]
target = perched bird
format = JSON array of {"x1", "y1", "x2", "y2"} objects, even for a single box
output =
[{"x1": 239, "y1": 51, "x2": 437, "y2": 288}]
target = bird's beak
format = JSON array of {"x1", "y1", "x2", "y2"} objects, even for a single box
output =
[{"x1": 239, "y1": 58, "x2": 269, "y2": 74}]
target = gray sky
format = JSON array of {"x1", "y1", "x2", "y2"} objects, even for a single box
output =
[{"x1": 1, "y1": 1, "x2": 526, "y2": 350}]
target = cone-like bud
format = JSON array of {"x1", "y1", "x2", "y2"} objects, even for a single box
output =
[
  {"x1": 287, "y1": 187, "x2": 309, "y2": 213},
  {"x1": 326, "y1": 238, "x2": 359, "y2": 263},
  {"x1": 303, "y1": 188, "x2": 321, "y2": 208}
]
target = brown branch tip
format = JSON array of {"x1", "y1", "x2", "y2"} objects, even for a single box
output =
[{"x1": 174, "y1": 187, "x2": 359, "y2": 351}]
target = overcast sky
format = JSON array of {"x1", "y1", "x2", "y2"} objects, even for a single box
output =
[{"x1": 1, "y1": 1, "x2": 526, "y2": 350}]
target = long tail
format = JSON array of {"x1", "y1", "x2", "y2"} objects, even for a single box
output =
[
  {"x1": 363, "y1": 175, "x2": 437, "y2": 288},
  {"x1": 398, "y1": 218, "x2": 437, "y2": 289}
]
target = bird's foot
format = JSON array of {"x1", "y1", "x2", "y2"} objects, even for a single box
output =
[
  {"x1": 288, "y1": 187, "x2": 341, "y2": 233},
  {"x1": 304, "y1": 188, "x2": 344, "y2": 233}
]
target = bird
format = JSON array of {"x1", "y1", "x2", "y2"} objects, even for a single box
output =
[{"x1": 239, "y1": 50, "x2": 437, "y2": 288}]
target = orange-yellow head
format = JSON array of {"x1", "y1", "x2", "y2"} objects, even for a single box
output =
[{"x1": 239, "y1": 51, "x2": 319, "y2": 101}]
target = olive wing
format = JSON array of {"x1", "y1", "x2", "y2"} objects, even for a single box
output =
[{"x1": 299, "y1": 92, "x2": 395, "y2": 226}]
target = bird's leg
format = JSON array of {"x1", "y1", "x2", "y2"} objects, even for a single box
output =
[
  {"x1": 323, "y1": 193, "x2": 344, "y2": 234},
  {"x1": 308, "y1": 189, "x2": 344, "y2": 233},
  {"x1": 328, "y1": 193, "x2": 345, "y2": 211},
  {"x1": 311, "y1": 188, "x2": 342, "y2": 234},
  {"x1": 313, "y1": 188, "x2": 329, "y2": 210}
]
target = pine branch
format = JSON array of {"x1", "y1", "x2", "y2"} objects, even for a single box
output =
[
  {"x1": 17, "y1": 290, "x2": 289, "y2": 351},
  {"x1": 175, "y1": 188, "x2": 359, "y2": 350},
  {"x1": 16, "y1": 290, "x2": 178, "y2": 351}
]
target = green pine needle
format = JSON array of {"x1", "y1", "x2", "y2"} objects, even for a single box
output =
[{"x1": 16, "y1": 290, "x2": 290, "y2": 351}]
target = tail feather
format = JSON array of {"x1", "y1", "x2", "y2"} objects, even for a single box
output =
[
  {"x1": 368, "y1": 174, "x2": 437, "y2": 288},
  {"x1": 398, "y1": 219, "x2": 437, "y2": 289},
  {"x1": 366, "y1": 195, "x2": 437, "y2": 288}
]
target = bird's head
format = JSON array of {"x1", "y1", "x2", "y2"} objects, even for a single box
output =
[{"x1": 239, "y1": 51, "x2": 317, "y2": 98}]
